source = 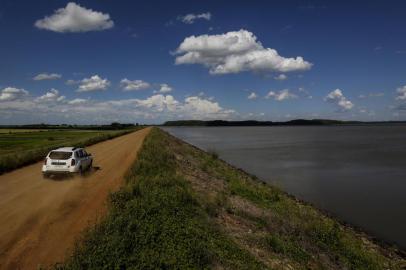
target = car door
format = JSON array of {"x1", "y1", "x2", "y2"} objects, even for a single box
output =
[
  {"x1": 77, "y1": 150, "x2": 85, "y2": 167},
  {"x1": 82, "y1": 150, "x2": 90, "y2": 167},
  {"x1": 74, "y1": 150, "x2": 80, "y2": 166}
]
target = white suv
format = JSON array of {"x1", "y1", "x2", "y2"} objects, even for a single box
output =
[{"x1": 42, "y1": 147, "x2": 93, "y2": 177}]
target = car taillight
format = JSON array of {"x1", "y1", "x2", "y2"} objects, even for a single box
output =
[
  {"x1": 71, "y1": 159, "x2": 76, "y2": 166},
  {"x1": 44, "y1": 158, "x2": 47, "y2": 165}
]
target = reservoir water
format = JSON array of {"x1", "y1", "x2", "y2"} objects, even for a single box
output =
[{"x1": 163, "y1": 126, "x2": 406, "y2": 249}]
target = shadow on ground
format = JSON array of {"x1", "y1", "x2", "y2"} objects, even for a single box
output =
[{"x1": 44, "y1": 166, "x2": 101, "y2": 181}]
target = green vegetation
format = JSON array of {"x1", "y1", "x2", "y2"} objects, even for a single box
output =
[
  {"x1": 0, "y1": 122, "x2": 139, "y2": 130},
  {"x1": 60, "y1": 128, "x2": 265, "y2": 269},
  {"x1": 0, "y1": 128, "x2": 140, "y2": 174},
  {"x1": 0, "y1": 129, "x2": 44, "y2": 133},
  {"x1": 187, "y1": 131, "x2": 404, "y2": 269},
  {"x1": 60, "y1": 128, "x2": 404, "y2": 269},
  {"x1": 163, "y1": 119, "x2": 363, "y2": 126},
  {"x1": 264, "y1": 234, "x2": 311, "y2": 263}
]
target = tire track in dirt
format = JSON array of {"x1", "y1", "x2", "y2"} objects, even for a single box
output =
[{"x1": 0, "y1": 127, "x2": 151, "y2": 269}]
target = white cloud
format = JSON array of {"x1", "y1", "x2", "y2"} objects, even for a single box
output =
[
  {"x1": 35, "y1": 89, "x2": 65, "y2": 103},
  {"x1": 274, "y1": 74, "x2": 287, "y2": 80},
  {"x1": 157, "y1": 84, "x2": 173, "y2": 93},
  {"x1": 359, "y1": 108, "x2": 375, "y2": 116},
  {"x1": 247, "y1": 92, "x2": 258, "y2": 100},
  {"x1": 298, "y1": 87, "x2": 312, "y2": 99},
  {"x1": 175, "y1": 29, "x2": 312, "y2": 75},
  {"x1": 178, "y1": 12, "x2": 211, "y2": 24},
  {"x1": 68, "y1": 98, "x2": 88, "y2": 105},
  {"x1": 395, "y1": 104, "x2": 406, "y2": 111},
  {"x1": 134, "y1": 94, "x2": 179, "y2": 112},
  {"x1": 33, "y1": 73, "x2": 62, "y2": 81},
  {"x1": 0, "y1": 87, "x2": 29, "y2": 102},
  {"x1": 182, "y1": 96, "x2": 235, "y2": 119},
  {"x1": 35, "y1": 2, "x2": 114, "y2": 33},
  {"x1": 325, "y1": 89, "x2": 354, "y2": 111},
  {"x1": 66, "y1": 79, "x2": 78, "y2": 85},
  {"x1": 396, "y1": 85, "x2": 406, "y2": 100},
  {"x1": 120, "y1": 79, "x2": 151, "y2": 91},
  {"x1": 0, "y1": 91, "x2": 236, "y2": 124},
  {"x1": 265, "y1": 89, "x2": 297, "y2": 101},
  {"x1": 77, "y1": 75, "x2": 110, "y2": 92},
  {"x1": 101, "y1": 94, "x2": 233, "y2": 119}
]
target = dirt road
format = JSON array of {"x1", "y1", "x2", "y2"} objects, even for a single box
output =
[{"x1": 0, "y1": 127, "x2": 151, "y2": 269}]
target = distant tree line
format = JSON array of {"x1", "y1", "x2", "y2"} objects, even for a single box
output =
[
  {"x1": 163, "y1": 119, "x2": 406, "y2": 126},
  {"x1": 0, "y1": 122, "x2": 141, "y2": 130}
]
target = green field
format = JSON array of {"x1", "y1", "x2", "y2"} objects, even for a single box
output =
[
  {"x1": 0, "y1": 129, "x2": 136, "y2": 174},
  {"x1": 60, "y1": 128, "x2": 404, "y2": 269},
  {"x1": 0, "y1": 129, "x2": 46, "y2": 133}
]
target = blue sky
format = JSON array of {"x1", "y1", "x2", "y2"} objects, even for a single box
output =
[{"x1": 0, "y1": 0, "x2": 406, "y2": 124}]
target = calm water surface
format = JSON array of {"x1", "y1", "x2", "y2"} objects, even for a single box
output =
[{"x1": 163, "y1": 126, "x2": 406, "y2": 248}]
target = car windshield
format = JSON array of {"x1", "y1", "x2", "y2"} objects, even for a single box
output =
[{"x1": 49, "y1": 151, "x2": 72, "y2": 160}]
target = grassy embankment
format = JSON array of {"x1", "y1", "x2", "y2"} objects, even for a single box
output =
[
  {"x1": 0, "y1": 128, "x2": 141, "y2": 174},
  {"x1": 60, "y1": 128, "x2": 404, "y2": 269}
]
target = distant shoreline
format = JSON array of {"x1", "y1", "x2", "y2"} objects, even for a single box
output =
[
  {"x1": 163, "y1": 119, "x2": 406, "y2": 127},
  {"x1": 2, "y1": 119, "x2": 406, "y2": 129}
]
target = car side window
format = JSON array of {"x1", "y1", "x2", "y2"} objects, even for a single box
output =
[
  {"x1": 83, "y1": 150, "x2": 88, "y2": 157},
  {"x1": 75, "y1": 151, "x2": 80, "y2": 158}
]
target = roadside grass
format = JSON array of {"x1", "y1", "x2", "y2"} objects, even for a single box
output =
[
  {"x1": 263, "y1": 234, "x2": 311, "y2": 263},
  {"x1": 59, "y1": 128, "x2": 404, "y2": 269},
  {"x1": 0, "y1": 129, "x2": 139, "y2": 175},
  {"x1": 199, "y1": 151, "x2": 282, "y2": 208},
  {"x1": 59, "y1": 128, "x2": 265, "y2": 269},
  {"x1": 186, "y1": 133, "x2": 403, "y2": 270}
]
